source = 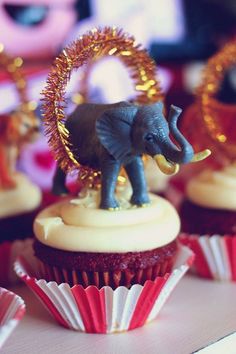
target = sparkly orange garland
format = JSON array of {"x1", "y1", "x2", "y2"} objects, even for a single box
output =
[
  {"x1": 0, "y1": 44, "x2": 36, "y2": 112},
  {"x1": 196, "y1": 38, "x2": 236, "y2": 160},
  {"x1": 42, "y1": 27, "x2": 163, "y2": 181}
]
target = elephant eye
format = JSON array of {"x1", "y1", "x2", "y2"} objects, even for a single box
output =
[{"x1": 145, "y1": 134, "x2": 154, "y2": 142}]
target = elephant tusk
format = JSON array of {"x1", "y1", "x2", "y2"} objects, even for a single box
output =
[
  {"x1": 154, "y1": 154, "x2": 180, "y2": 175},
  {"x1": 191, "y1": 149, "x2": 211, "y2": 163}
]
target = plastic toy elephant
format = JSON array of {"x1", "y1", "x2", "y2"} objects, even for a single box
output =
[{"x1": 53, "y1": 101, "x2": 210, "y2": 209}]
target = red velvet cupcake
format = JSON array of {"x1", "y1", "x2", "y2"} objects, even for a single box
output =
[
  {"x1": 0, "y1": 173, "x2": 41, "y2": 286},
  {"x1": 179, "y1": 165, "x2": 236, "y2": 281},
  {"x1": 15, "y1": 189, "x2": 193, "y2": 333},
  {"x1": 15, "y1": 26, "x2": 197, "y2": 334},
  {"x1": 0, "y1": 171, "x2": 42, "y2": 239},
  {"x1": 32, "y1": 190, "x2": 180, "y2": 289}
]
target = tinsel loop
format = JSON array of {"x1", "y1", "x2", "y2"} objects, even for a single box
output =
[
  {"x1": 42, "y1": 27, "x2": 163, "y2": 183},
  {"x1": 196, "y1": 38, "x2": 236, "y2": 161}
]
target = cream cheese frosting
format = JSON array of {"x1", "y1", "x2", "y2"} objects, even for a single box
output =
[
  {"x1": 187, "y1": 164, "x2": 236, "y2": 210},
  {"x1": 0, "y1": 173, "x2": 42, "y2": 218},
  {"x1": 34, "y1": 190, "x2": 180, "y2": 253}
]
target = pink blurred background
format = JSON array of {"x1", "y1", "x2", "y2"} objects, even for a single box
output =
[{"x1": 0, "y1": 0, "x2": 235, "y2": 191}]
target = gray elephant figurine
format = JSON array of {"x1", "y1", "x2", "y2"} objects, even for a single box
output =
[{"x1": 53, "y1": 101, "x2": 210, "y2": 209}]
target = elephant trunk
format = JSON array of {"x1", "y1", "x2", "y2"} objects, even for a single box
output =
[
  {"x1": 164, "y1": 105, "x2": 194, "y2": 164},
  {"x1": 166, "y1": 105, "x2": 211, "y2": 163},
  {"x1": 154, "y1": 106, "x2": 193, "y2": 175},
  {"x1": 153, "y1": 105, "x2": 211, "y2": 175}
]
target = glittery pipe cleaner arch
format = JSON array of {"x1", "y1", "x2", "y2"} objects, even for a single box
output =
[
  {"x1": 196, "y1": 38, "x2": 236, "y2": 161},
  {"x1": 42, "y1": 27, "x2": 163, "y2": 181}
]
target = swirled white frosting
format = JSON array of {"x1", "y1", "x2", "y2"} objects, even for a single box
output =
[
  {"x1": 187, "y1": 164, "x2": 236, "y2": 210},
  {"x1": 0, "y1": 173, "x2": 42, "y2": 218},
  {"x1": 34, "y1": 190, "x2": 180, "y2": 253}
]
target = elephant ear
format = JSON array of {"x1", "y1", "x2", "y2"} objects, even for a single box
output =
[{"x1": 96, "y1": 106, "x2": 137, "y2": 160}]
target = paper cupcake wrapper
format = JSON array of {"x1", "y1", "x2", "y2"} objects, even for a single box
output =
[
  {"x1": 0, "y1": 239, "x2": 33, "y2": 286},
  {"x1": 179, "y1": 233, "x2": 236, "y2": 281},
  {"x1": 14, "y1": 244, "x2": 194, "y2": 333},
  {"x1": 0, "y1": 287, "x2": 25, "y2": 349}
]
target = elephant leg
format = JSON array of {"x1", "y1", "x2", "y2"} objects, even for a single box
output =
[
  {"x1": 124, "y1": 156, "x2": 150, "y2": 206},
  {"x1": 52, "y1": 165, "x2": 68, "y2": 195},
  {"x1": 100, "y1": 160, "x2": 121, "y2": 210}
]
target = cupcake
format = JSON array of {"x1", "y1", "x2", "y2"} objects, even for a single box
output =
[
  {"x1": 0, "y1": 173, "x2": 41, "y2": 286},
  {"x1": 15, "y1": 188, "x2": 194, "y2": 333},
  {"x1": 33, "y1": 189, "x2": 179, "y2": 288},
  {"x1": 0, "y1": 172, "x2": 42, "y2": 287},
  {"x1": 15, "y1": 27, "x2": 209, "y2": 333},
  {"x1": 0, "y1": 173, "x2": 42, "y2": 239},
  {"x1": 0, "y1": 109, "x2": 42, "y2": 286},
  {"x1": 0, "y1": 48, "x2": 44, "y2": 285},
  {"x1": 179, "y1": 164, "x2": 236, "y2": 281}
]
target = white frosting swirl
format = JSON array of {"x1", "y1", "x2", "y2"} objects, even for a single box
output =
[
  {"x1": 0, "y1": 173, "x2": 42, "y2": 218},
  {"x1": 34, "y1": 191, "x2": 180, "y2": 253},
  {"x1": 187, "y1": 164, "x2": 236, "y2": 210}
]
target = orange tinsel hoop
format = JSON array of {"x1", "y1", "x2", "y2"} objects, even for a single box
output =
[
  {"x1": 196, "y1": 38, "x2": 236, "y2": 162},
  {"x1": 42, "y1": 27, "x2": 163, "y2": 184},
  {"x1": 0, "y1": 44, "x2": 36, "y2": 113}
]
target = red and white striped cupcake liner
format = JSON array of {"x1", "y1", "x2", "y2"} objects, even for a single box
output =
[
  {"x1": 179, "y1": 233, "x2": 236, "y2": 281},
  {"x1": 0, "y1": 287, "x2": 25, "y2": 349},
  {"x1": 0, "y1": 239, "x2": 33, "y2": 286},
  {"x1": 14, "y1": 244, "x2": 194, "y2": 333}
]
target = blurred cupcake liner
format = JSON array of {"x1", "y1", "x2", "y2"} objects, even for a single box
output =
[
  {"x1": 14, "y1": 244, "x2": 194, "y2": 333},
  {"x1": 0, "y1": 239, "x2": 32, "y2": 286},
  {"x1": 0, "y1": 287, "x2": 25, "y2": 349},
  {"x1": 179, "y1": 233, "x2": 236, "y2": 281}
]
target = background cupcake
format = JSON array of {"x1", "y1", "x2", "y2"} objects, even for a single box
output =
[
  {"x1": 0, "y1": 109, "x2": 42, "y2": 286},
  {"x1": 178, "y1": 39, "x2": 236, "y2": 281},
  {"x1": 0, "y1": 47, "x2": 43, "y2": 286},
  {"x1": 179, "y1": 164, "x2": 236, "y2": 281}
]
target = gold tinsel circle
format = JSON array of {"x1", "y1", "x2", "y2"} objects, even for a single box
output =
[
  {"x1": 42, "y1": 27, "x2": 163, "y2": 181},
  {"x1": 196, "y1": 38, "x2": 236, "y2": 161},
  {"x1": 0, "y1": 44, "x2": 35, "y2": 112}
]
